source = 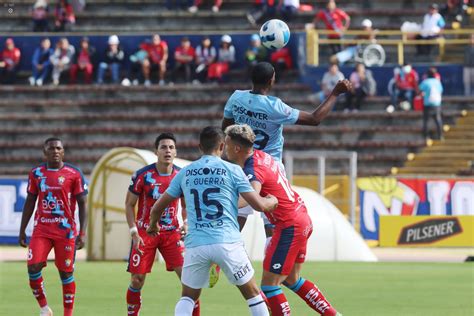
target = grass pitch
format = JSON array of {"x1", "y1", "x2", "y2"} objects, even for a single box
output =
[{"x1": 0, "y1": 261, "x2": 473, "y2": 315}]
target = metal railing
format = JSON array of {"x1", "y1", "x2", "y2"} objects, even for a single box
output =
[
  {"x1": 306, "y1": 27, "x2": 473, "y2": 66},
  {"x1": 284, "y1": 150, "x2": 358, "y2": 225}
]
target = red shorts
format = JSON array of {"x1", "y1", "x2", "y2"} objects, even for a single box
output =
[
  {"x1": 263, "y1": 211, "x2": 313, "y2": 275},
  {"x1": 127, "y1": 229, "x2": 184, "y2": 274},
  {"x1": 27, "y1": 235, "x2": 76, "y2": 272}
]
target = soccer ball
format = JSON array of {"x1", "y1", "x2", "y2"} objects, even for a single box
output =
[{"x1": 259, "y1": 19, "x2": 290, "y2": 50}]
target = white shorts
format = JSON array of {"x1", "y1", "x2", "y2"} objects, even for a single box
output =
[{"x1": 181, "y1": 242, "x2": 255, "y2": 289}]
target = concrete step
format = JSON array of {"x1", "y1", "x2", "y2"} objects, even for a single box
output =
[{"x1": 397, "y1": 166, "x2": 463, "y2": 175}]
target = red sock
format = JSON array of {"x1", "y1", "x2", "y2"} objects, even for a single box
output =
[
  {"x1": 29, "y1": 273, "x2": 48, "y2": 308},
  {"x1": 262, "y1": 286, "x2": 291, "y2": 316},
  {"x1": 62, "y1": 278, "x2": 76, "y2": 315},
  {"x1": 287, "y1": 277, "x2": 337, "y2": 316},
  {"x1": 126, "y1": 286, "x2": 141, "y2": 316},
  {"x1": 192, "y1": 299, "x2": 200, "y2": 316},
  {"x1": 260, "y1": 290, "x2": 270, "y2": 309}
]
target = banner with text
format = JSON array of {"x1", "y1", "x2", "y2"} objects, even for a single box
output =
[
  {"x1": 0, "y1": 179, "x2": 33, "y2": 244},
  {"x1": 379, "y1": 215, "x2": 474, "y2": 247},
  {"x1": 357, "y1": 177, "x2": 474, "y2": 240}
]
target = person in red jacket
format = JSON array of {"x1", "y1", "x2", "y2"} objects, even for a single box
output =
[
  {"x1": 270, "y1": 46, "x2": 292, "y2": 82},
  {"x1": 314, "y1": 0, "x2": 350, "y2": 54},
  {"x1": 390, "y1": 63, "x2": 419, "y2": 110},
  {"x1": 171, "y1": 37, "x2": 196, "y2": 84},
  {"x1": 188, "y1": 0, "x2": 222, "y2": 13},
  {"x1": 0, "y1": 38, "x2": 21, "y2": 84},
  {"x1": 143, "y1": 34, "x2": 168, "y2": 86},
  {"x1": 70, "y1": 37, "x2": 96, "y2": 84},
  {"x1": 54, "y1": 0, "x2": 75, "y2": 32}
]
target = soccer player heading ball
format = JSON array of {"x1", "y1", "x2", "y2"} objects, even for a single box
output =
[
  {"x1": 222, "y1": 61, "x2": 351, "y2": 163},
  {"x1": 19, "y1": 137, "x2": 88, "y2": 316}
]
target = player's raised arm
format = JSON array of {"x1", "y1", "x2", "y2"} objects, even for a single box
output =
[
  {"x1": 296, "y1": 79, "x2": 352, "y2": 126},
  {"x1": 76, "y1": 194, "x2": 87, "y2": 250},
  {"x1": 147, "y1": 192, "x2": 175, "y2": 235},
  {"x1": 18, "y1": 193, "x2": 37, "y2": 247}
]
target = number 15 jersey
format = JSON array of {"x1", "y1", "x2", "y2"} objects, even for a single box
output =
[
  {"x1": 224, "y1": 90, "x2": 299, "y2": 162},
  {"x1": 243, "y1": 150, "x2": 306, "y2": 226},
  {"x1": 166, "y1": 155, "x2": 254, "y2": 248}
]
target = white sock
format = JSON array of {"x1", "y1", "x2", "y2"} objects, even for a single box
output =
[
  {"x1": 247, "y1": 294, "x2": 269, "y2": 316},
  {"x1": 175, "y1": 296, "x2": 195, "y2": 316},
  {"x1": 39, "y1": 305, "x2": 51, "y2": 315}
]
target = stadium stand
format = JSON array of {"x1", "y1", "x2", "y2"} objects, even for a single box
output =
[{"x1": 0, "y1": 0, "x2": 472, "y2": 178}]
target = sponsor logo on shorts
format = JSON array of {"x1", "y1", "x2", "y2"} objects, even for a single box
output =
[
  {"x1": 233, "y1": 263, "x2": 252, "y2": 281},
  {"x1": 272, "y1": 263, "x2": 282, "y2": 270},
  {"x1": 65, "y1": 245, "x2": 72, "y2": 252},
  {"x1": 398, "y1": 218, "x2": 462, "y2": 245}
]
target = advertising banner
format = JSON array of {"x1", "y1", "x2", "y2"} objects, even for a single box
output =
[
  {"x1": 358, "y1": 177, "x2": 474, "y2": 240},
  {"x1": 0, "y1": 179, "x2": 33, "y2": 244},
  {"x1": 379, "y1": 215, "x2": 474, "y2": 247}
]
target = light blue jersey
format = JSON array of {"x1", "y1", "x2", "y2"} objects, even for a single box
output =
[
  {"x1": 224, "y1": 90, "x2": 300, "y2": 162},
  {"x1": 166, "y1": 155, "x2": 254, "y2": 248},
  {"x1": 419, "y1": 78, "x2": 443, "y2": 107}
]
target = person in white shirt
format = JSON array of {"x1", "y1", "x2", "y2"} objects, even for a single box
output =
[{"x1": 416, "y1": 3, "x2": 446, "y2": 55}]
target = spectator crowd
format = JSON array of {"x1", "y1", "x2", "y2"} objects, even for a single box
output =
[{"x1": 0, "y1": 34, "x2": 294, "y2": 87}]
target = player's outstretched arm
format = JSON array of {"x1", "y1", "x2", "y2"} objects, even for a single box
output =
[
  {"x1": 147, "y1": 192, "x2": 175, "y2": 235},
  {"x1": 76, "y1": 194, "x2": 88, "y2": 250},
  {"x1": 18, "y1": 193, "x2": 37, "y2": 247},
  {"x1": 296, "y1": 79, "x2": 352, "y2": 126},
  {"x1": 221, "y1": 117, "x2": 235, "y2": 131},
  {"x1": 241, "y1": 190, "x2": 278, "y2": 213}
]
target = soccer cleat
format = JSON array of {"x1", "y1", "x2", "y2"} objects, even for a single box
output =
[
  {"x1": 335, "y1": 313, "x2": 343, "y2": 316},
  {"x1": 209, "y1": 264, "x2": 220, "y2": 288},
  {"x1": 39, "y1": 305, "x2": 53, "y2": 316}
]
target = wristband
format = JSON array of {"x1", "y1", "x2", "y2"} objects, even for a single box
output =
[
  {"x1": 130, "y1": 226, "x2": 138, "y2": 236},
  {"x1": 79, "y1": 231, "x2": 86, "y2": 238}
]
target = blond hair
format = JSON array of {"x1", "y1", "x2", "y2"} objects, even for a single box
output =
[{"x1": 224, "y1": 124, "x2": 256, "y2": 147}]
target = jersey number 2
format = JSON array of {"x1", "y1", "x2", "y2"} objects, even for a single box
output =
[
  {"x1": 190, "y1": 188, "x2": 224, "y2": 221},
  {"x1": 254, "y1": 129, "x2": 270, "y2": 150}
]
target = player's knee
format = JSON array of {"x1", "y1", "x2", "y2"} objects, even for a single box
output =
[
  {"x1": 283, "y1": 274, "x2": 298, "y2": 286},
  {"x1": 27, "y1": 263, "x2": 43, "y2": 274},
  {"x1": 131, "y1": 274, "x2": 145, "y2": 289}
]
